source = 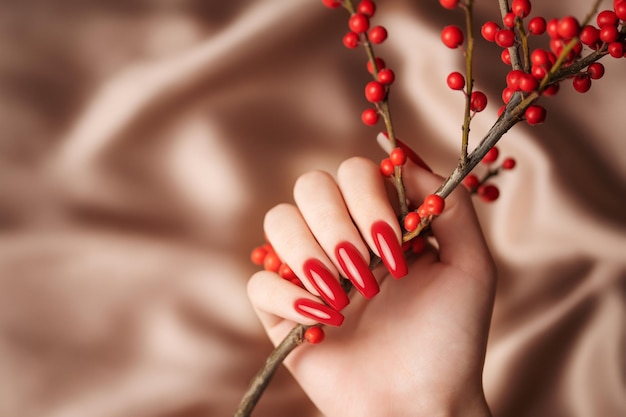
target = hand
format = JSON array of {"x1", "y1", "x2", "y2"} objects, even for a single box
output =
[{"x1": 248, "y1": 155, "x2": 496, "y2": 417}]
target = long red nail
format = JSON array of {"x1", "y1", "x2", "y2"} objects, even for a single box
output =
[
  {"x1": 371, "y1": 221, "x2": 408, "y2": 279},
  {"x1": 294, "y1": 298, "x2": 344, "y2": 327},
  {"x1": 335, "y1": 241, "x2": 379, "y2": 299},
  {"x1": 303, "y1": 259, "x2": 350, "y2": 311}
]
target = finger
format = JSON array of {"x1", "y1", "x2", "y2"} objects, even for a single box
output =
[
  {"x1": 264, "y1": 203, "x2": 350, "y2": 311},
  {"x1": 401, "y1": 159, "x2": 493, "y2": 275},
  {"x1": 247, "y1": 271, "x2": 344, "y2": 345},
  {"x1": 337, "y1": 157, "x2": 408, "y2": 279},
  {"x1": 293, "y1": 170, "x2": 380, "y2": 299}
]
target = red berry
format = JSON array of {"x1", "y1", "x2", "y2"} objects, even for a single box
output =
[
  {"x1": 463, "y1": 173, "x2": 480, "y2": 190},
  {"x1": 403, "y1": 211, "x2": 421, "y2": 232},
  {"x1": 250, "y1": 246, "x2": 268, "y2": 266},
  {"x1": 349, "y1": 13, "x2": 370, "y2": 34},
  {"x1": 357, "y1": 0, "x2": 376, "y2": 17},
  {"x1": 597, "y1": 10, "x2": 618, "y2": 28},
  {"x1": 264, "y1": 251, "x2": 282, "y2": 273},
  {"x1": 528, "y1": 17, "x2": 546, "y2": 35},
  {"x1": 600, "y1": 25, "x2": 619, "y2": 43},
  {"x1": 579, "y1": 25, "x2": 600, "y2": 47},
  {"x1": 361, "y1": 108, "x2": 379, "y2": 126},
  {"x1": 531, "y1": 49, "x2": 549, "y2": 66},
  {"x1": 365, "y1": 81, "x2": 385, "y2": 102},
  {"x1": 369, "y1": 25, "x2": 388, "y2": 44},
  {"x1": 519, "y1": 73, "x2": 539, "y2": 93},
  {"x1": 501, "y1": 48, "x2": 512, "y2": 64},
  {"x1": 547, "y1": 18, "x2": 560, "y2": 39},
  {"x1": 525, "y1": 104, "x2": 546, "y2": 125},
  {"x1": 506, "y1": 69, "x2": 524, "y2": 90},
  {"x1": 380, "y1": 158, "x2": 395, "y2": 176},
  {"x1": 367, "y1": 57, "x2": 386, "y2": 74},
  {"x1": 608, "y1": 42, "x2": 624, "y2": 58},
  {"x1": 417, "y1": 204, "x2": 429, "y2": 219},
  {"x1": 470, "y1": 91, "x2": 488, "y2": 112},
  {"x1": 495, "y1": 29, "x2": 516, "y2": 48},
  {"x1": 531, "y1": 65, "x2": 547, "y2": 80},
  {"x1": 378, "y1": 68, "x2": 395, "y2": 84},
  {"x1": 304, "y1": 326, "x2": 325, "y2": 344},
  {"x1": 322, "y1": 0, "x2": 342, "y2": 8},
  {"x1": 279, "y1": 263, "x2": 297, "y2": 280},
  {"x1": 503, "y1": 12, "x2": 516, "y2": 28},
  {"x1": 512, "y1": 0, "x2": 531, "y2": 18},
  {"x1": 446, "y1": 71, "x2": 465, "y2": 90},
  {"x1": 481, "y1": 21, "x2": 500, "y2": 42},
  {"x1": 441, "y1": 25, "x2": 464, "y2": 48},
  {"x1": 343, "y1": 31, "x2": 360, "y2": 48},
  {"x1": 501, "y1": 157, "x2": 516, "y2": 170},
  {"x1": 390, "y1": 147, "x2": 407, "y2": 166},
  {"x1": 572, "y1": 75, "x2": 591, "y2": 93},
  {"x1": 423, "y1": 194, "x2": 445, "y2": 216},
  {"x1": 588, "y1": 62, "x2": 605, "y2": 79},
  {"x1": 615, "y1": 2, "x2": 626, "y2": 20},
  {"x1": 482, "y1": 146, "x2": 500, "y2": 164},
  {"x1": 478, "y1": 184, "x2": 500, "y2": 202},
  {"x1": 502, "y1": 87, "x2": 514, "y2": 103},
  {"x1": 543, "y1": 83, "x2": 560, "y2": 96},
  {"x1": 558, "y1": 16, "x2": 580, "y2": 39},
  {"x1": 439, "y1": 0, "x2": 459, "y2": 9}
]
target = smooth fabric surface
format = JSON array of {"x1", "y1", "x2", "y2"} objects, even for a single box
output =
[{"x1": 1, "y1": 1, "x2": 624, "y2": 416}]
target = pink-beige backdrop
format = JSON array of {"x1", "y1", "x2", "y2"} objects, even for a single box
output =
[{"x1": 0, "y1": 1, "x2": 624, "y2": 416}]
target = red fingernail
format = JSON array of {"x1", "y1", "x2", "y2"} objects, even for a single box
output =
[
  {"x1": 294, "y1": 298, "x2": 344, "y2": 327},
  {"x1": 335, "y1": 241, "x2": 379, "y2": 299},
  {"x1": 371, "y1": 221, "x2": 408, "y2": 279},
  {"x1": 303, "y1": 259, "x2": 350, "y2": 311}
]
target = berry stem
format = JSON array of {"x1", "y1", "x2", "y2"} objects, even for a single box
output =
[
  {"x1": 514, "y1": 18, "x2": 530, "y2": 72},
  {"x1": 460, "y1": 0, "x2": 475, "y2": 168}
]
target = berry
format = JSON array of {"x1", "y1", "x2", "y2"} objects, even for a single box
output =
[
  {"x1": 502, "y1": 87, "x2": 514, "y2": 103},
  {"x1": 357, "y1": 0, "x2": 376, "y2": 17},
  {"x1": 512, "y1": 0, "x2": 532, "y2": 18},
  {"x1": 495, "y1": 29, "x2": 515, "y2": 48},
  {"x1": 423, "y1": 194, "x2": 445, "y2": 216},
  {"x1": 367, "y1": 57, "x2": 386, "y2": 74},
  {"x1": 502, "y1": 157, "x2": 516, "y2": 170},
  {"x1": 482, "y1": 146, "x2": 500, "y2": 164},
  {"x1": 446, "y1": 71, "x2": 465, "y2": 90},
  {"x1": 417, "y1": 204, "x2": 429, "y2": 219},
  {"x1": 279, "y1": 263, "x2": 297, "y2": 280},
  {"x1": 506, "y1": 69, "x2": 524, "y2": 90},
  {"x1": 349, "y1": 13, "x2": 370, "y2": 34},
  {"x1": 543, "y1": 83, "x2": 560, "y2": 96},
  {"x1": 378, "y1": 68, "x2": 395, "y2": 85},
  {"x1": 615, "y1": 2, "x2": 626, "y2": 20},
  {"x1": 579, "y1": 25, "x2": 600, "y2": 47},
  {"x1": 470, "y1": 91, "x2": 488, "y2": 112},
  {"x1": 557, "y1": 16, "x2": 580, "y2": 39},
  {"x1": 531, "y1": 65, "x2": 547, "y2": 80},
  {"x1": 380, "y1": 158, "x2": 395, "y2": 176},
  {"x1": 531, "y1": 49, "x2": 549, "y2": 66},
  {"x1": 597, "y1": 10, "x2": 618, "y2": 28},
  {"x1": 525, "y1": 104, "x2": 546, "y2": 125},
  {"x1": 439, "y1": 0, "x2": 459, "y2": 9},
  {"x1": 369, "y1": 25, "x2": 388, "y2": 44},
  {"x1": 403, "y1": 211, "x2": 421, "y2": 232},
  {"x1": 441, "y1": 25, "x2": 464, "y2": 48},
  {"x1": 481, "y1": 21, "x2": 500, "y2": 42},
  {"x1": 501, "y1": 48, "x2": 512, "y2": 64},
  {"x1": 519, "y1": 73, "x2": 539, "y2": 93},
  {"x1": 478, "y1": 184, "x2": 500, "y2": 202},
  {"x1": 390, "y1": 148, "x2": 407, "y2": 166},
  {"x1": 528, "y1": 17, "x2": 547, "y2": 35},
  {"x1": 599, "y1": 25, "x2": 619, "y2": 43},
  {"x1": 250, "y1": 246, "x2": 268, "y2": 266},
  {"x1": 608, "y1": 42, "x2": 624, "y2": 58},
  {"x1": 365, "y1": 81, "x2": 385, "y2": 102},
  {"x1": 547, "y1": 18, "x2": 560, "y2": 39},
  {"x1": 322, "y1": 0, "x2": 342, "y2": 8},
  {"x1": 361, "y1": 108, "x2": 379, "y2": 126},
  {"x1": 463, "y1": 174, "x2": 480, "y2": 190},
  {"x1": 503, "y1": 12, "x2": 516, "y2": 29},
  {"x1": 588, "y1": 62, "x2": 605, "y2": 79},
  {"x1": 304, "y1": 326, "x2": 325, "y2": 344},
  {"x1": 572, "y1": 75, "x2": 591, "y2": 93},
  {"x1": 264, "y1": 251, "x2": 282, "y2": 273},
  {"x1": 343, "y1": 31, "x2": 360, "y2": 48}
]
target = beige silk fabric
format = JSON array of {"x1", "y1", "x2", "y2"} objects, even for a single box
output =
[{"x1": 1, "y1": 1, "x2": 624, "y2": 416}]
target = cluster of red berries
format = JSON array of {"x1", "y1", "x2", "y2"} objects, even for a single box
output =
[
  {"x1": 462, "y1": 146, "x2": 516, "y2": 202},
  {"x1": 250, "y1": 242, "x2": 305, "y2": 288}
]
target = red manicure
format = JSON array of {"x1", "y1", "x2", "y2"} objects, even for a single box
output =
[
  {"x1": 335, "y1": 241, "x2": 379, "y2": 299},
  {"x1": 303, "y1": 258, "x2": 350, "y2": 311},
  {"x1": 371, "y1": 221, "x2": 408, "y2": 279},
  {"x1": 294, "y1": 298, "x2": 344, "y2": 327}
]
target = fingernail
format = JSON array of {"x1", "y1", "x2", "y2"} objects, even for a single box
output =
[
  {"x1": 371, "y1": 221, "x2": 408, "y2": 279},
  {"x1": 303, "y1": 258, "x2": 350, "y2": 311},
  {"x1": 376, "y1": 132, "x2": 432, "y2": 172},
  {"x1": 335, "y1": 241, "x2": 379, "y2": 299},
  {"x1": 294, "y1": 298, "x2": 344, "y2": 327}
]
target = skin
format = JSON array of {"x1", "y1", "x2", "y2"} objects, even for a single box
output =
[{"x1": 248, "y1": 156, "x2": 496, "y2": 417}]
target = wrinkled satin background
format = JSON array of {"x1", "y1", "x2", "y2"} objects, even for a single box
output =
[{"x1": 1, "y1": 1, "x2": 624, "y2": 416}]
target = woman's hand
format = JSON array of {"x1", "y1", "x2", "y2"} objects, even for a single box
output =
[{"x1": 248, "y1": 154, "x2": 495, "y2": 417}]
